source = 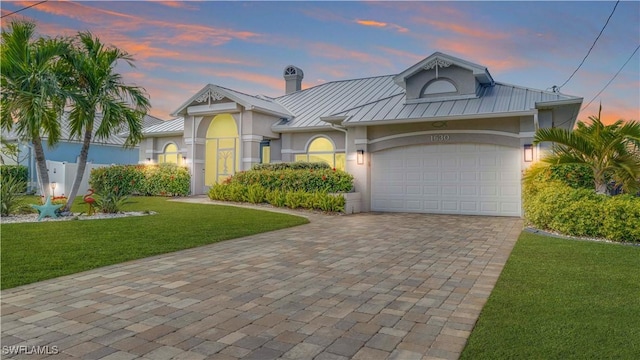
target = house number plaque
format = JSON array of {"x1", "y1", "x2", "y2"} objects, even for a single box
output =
[{"x1": 430, "y1": 134, "x2": 450, "y2": 142}]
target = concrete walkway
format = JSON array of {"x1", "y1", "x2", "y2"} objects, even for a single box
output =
[{"x1": 1, "y1": 203, "x2": 522, "y2": 359}]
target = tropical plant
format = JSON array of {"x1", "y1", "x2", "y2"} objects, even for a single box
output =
[
  {"x1": 1, "y1": 173, "x2": 26, "y2": 216},
  {"x1": 532, "y1": 107, "x2": 640, "y2": 194},
  {"x1": 94, "y1": 188, "x2": 130, "y2": 214},
  {"x1": 61, "y1": 32, "x2": 150, "y2": 212},
  {"x1": 0, "y1": 20, "x2": 70, "y2": 198}
]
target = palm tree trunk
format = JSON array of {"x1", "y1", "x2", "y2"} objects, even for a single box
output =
[
  {"x1": 32, "y1": 136, "x2": 51, "y2": 198},
  {"x1": 63, "y1": 128, "x2": 92, "y2": 212},
  {"x1": 595, "y1": 180, "x2": 608, "y2": 195}
]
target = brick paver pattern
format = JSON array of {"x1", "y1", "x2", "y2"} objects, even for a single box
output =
[{"x1": 1, "y1": 208, "x2": 522, "y2": 360}]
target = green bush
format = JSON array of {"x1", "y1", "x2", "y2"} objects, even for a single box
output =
[
  {"x1": 252, "y1": 162, "x2": 331, "y2": 171},
  {"x1": 265, "y1": 189, "x2": 286, "y2": 207},
  {"x1": 523, "y1": 179, "x2": 640, "y2": 242},
  {"x1": 1, "y1": 173, "x2": 26, "y2": 216},
  {"x1": 1, "y1": 165, "x2": 28, "y2": 193},
  {"x1": 246, "y1": 184, "x2": 267, "y2": 204},
  {"x1": 94, "y1": 188, "x2": 130, "y2": 214},
  {"x1": 231, "y1": 167, "x2": 353, "y2": 193},
  {"x1": 90, "y1": 164, "x2": 190, "y2": 197}
]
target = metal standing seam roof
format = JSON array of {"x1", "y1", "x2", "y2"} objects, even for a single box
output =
[
  {"x1": 272, "y1": 75, "x2": 404, "y2": 130},
  {"x1": 142, "y1": 117, "x2": 185, "y2": 136},
  {"x1": 331, "y1": 82, "x2": 582, "y2": 125}
]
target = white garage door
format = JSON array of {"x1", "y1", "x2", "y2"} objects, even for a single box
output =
[{"x1": 371, "y1": 143, "x2": 521, "y2": 216}]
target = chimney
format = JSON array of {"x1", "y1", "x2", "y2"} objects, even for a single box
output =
[{"x1": 283, "y1": 65, "x2": 304, "y2": 94}]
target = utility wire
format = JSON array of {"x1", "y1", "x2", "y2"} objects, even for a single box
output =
[
  {"x1": 557, "y1": 0, "x2": 620, "y2": 90},
  {"x1": 1, "y1": 0, "x2": 48, "y2": 19},
  {"x1": 581, "y1": 44, "x2": 640, "y2": 111}
]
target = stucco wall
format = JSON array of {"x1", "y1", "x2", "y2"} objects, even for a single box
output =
[{"x1": 406, "y1": 66, "x2": 476, "y2": 100}]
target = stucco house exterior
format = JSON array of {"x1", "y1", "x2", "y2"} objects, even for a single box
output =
[{"x1": 140, "y1": 52, "x2": 582, "y2": 217}]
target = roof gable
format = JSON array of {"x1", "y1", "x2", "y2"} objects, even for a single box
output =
[
  {"x1": 393, "y1": 52, "x2": 494, "y2": 88},
  {"x1": 171, "y1": 84, "x2": 291, "y2": 118}
]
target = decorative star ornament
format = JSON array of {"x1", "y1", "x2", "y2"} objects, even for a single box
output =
[{"x1": 31, "y1": 196, "x2": 63, "y2": 221}]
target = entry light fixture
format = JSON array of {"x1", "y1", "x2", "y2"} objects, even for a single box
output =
[
  {"x1": 357, "y1": 149, "x2": 365, "y2": 165},
  {"x1": 524, "y1": 144, "x2": 533, "y2": 162}
]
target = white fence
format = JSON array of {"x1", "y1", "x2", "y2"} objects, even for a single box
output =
[{"x1": 42, "y1": 161, "x2": 108, "y2": 197}]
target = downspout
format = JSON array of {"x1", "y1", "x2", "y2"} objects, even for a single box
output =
[
  {"x1": 533, "y1": 109, "x2": 539, "y2": 161},
  {"x1": 239, "y1": 111, "x2": 243, "y2": 171},
  {"x1": 192, "y1": 116, "x2": 196, "y2": 195}
]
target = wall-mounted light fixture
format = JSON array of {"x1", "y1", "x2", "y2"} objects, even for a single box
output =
[
  {"x1": 146, "y1": 158, "x2": 151, "y2": 163},
  {"x1": 182, "y1": 156, "x2": 187, "y2": 163},
  {"x1": 524, "y1": 144, "x2": 533, "y2": 162},
  {"x1": 357, "y1": 149, "x2": 365, "y2": 165}
]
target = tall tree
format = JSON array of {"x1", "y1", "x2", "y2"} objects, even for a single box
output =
[
  {"x1": 0, "y1": 20, "x2": 69, "y2": 198},
  {"x1": 533, "y1": 107, "x2": 640, "y2": 195},
  {"x1": 62, "y1": 32, "x2": 150, "y2": 212}
]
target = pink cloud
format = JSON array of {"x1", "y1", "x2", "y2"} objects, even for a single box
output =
[{"x1": 355, "y1": 19, "x2": 409, "y2": 33}]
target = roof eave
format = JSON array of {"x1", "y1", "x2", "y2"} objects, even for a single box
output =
[
  {"x1": 342, "y1": 110, "x2": 536, "y2": 127},
  {"x1": 535, "y1": 97, "x2": 584, "y2": 108}
]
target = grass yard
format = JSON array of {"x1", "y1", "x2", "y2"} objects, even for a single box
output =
[
  {"x1": 1, "y1": 197, "x2": 308, "y2": 289},
  {"x1": 461, "y1": 232, "x2": 640, "y2": 359}
]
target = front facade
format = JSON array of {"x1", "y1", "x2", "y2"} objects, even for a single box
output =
[{"x1": 140, "y1": 52, "x2": 582, "y2": 217}]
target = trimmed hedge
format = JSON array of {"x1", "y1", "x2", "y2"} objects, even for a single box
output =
[
  {"x1": 89, "y1": 163, "x2": 190, "y2": 197},
  {"x1": 208, "y1": 166, "x2": 353, "y2": 213},
  {"x1": 1, "y1": 165, "x2": 28, "y2": 193},
  {"x1": 231, "y1": 168, "x2": 353, "y2": 193},
  {"x1": 208, "y1": 184, "x2": 345, "y2": 213},
  {"x1": 523, "y1": 180, "x2": 640, "y2": 242},
  {"x1": 251, "y1": 162, "x2": 331, "y2": 171}
]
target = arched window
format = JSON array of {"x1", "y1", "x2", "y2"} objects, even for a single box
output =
[
  {"x1": 295, "y1": 136, "x2": 345, "y2": 170},
  {"x1": 158, "y1": 143, "x2": 182, "y2": 165},
  {"x1": 421, "y1": 79, "x2": 457, "y2": 97}
]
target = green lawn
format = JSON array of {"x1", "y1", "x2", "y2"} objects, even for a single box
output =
[
  {"x1": 461, "y1": 232, "x2": 640, "y2": 359},
  {"x1": 1, "y1": 197, "x2": 308, "y2": 289}
]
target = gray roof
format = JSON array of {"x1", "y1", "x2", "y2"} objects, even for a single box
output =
[
  {"x1": 337, "y1": 82, "x2": 581, "y2": 125},
  {"x1": 142, "y1": 117, "x2": 184, "y2": 136},
  {"x1": 272, "y1": 75, "x2": 403, "y2": 130},
  {"x1": 3, "y1": 112, "x2": 165, "y2": 146}
]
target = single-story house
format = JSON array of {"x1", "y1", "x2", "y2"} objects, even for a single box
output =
[{"x1": 140, "y1": 52, "x2": 583, "y2": 217}]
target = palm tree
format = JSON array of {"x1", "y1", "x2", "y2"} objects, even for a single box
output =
[
  {"x1": 533, "y1": 106, "x2": 640, "y2": 195},
  {"x1": 61, "y1": 32, "x2": 150, "y2": 212},
  {"x1": 1, "y1": 20, "x2": 70, "y2": 198}
]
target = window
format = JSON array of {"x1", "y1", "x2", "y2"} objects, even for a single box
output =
[
  {"x1": 421, "y1": 79, "x2": 457, "y2": 97},
  {"x1": 260, "y1": 140, "x2": 271, "y2": 164},
  {"x1": 296, "y1": 137, "x2": 345, "y2": 170},
  {"x1": 158, "y1": 143, "x2": 182, "y2": 165}
]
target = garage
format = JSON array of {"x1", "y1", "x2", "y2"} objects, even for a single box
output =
[{"x1": 371, "y1": 143, "x2": 522, "y2": 216}]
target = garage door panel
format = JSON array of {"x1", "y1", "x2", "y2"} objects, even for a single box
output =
[{"x1": 371, "y1": 143, "x2": 521, "y2": 216}]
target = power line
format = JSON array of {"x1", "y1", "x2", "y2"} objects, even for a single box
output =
[
  {"x1": 1, "y1": 0, "x2": 48, "y2": 19},
  {"x1": 581, "y1": 44, "x2": 640, "y2": 111},
  {"x1": 557, "y1": 0, "x2": 620, "y2": 90}
]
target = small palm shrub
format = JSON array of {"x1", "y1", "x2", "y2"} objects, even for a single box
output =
[
  {"x1": 1, "y1": 174, "x2": 26, "y2": 216},
  {"x1": 0, "y1": 165, "x2": 28, "y2": 193},
  {"x1": 94, "y1": 188, "x2": 130, "y2": 213}
]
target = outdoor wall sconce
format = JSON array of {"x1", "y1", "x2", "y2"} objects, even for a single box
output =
[
  {"x1": 524, "y1": 144, "x2": 533, "y2": 162},
  {"x1": 146, "y1": 158, "x2": 151, "y2": 163},
  {"x1": 357, "y1": 149, "x2": 365, "y2": 165},
  {"x1": 182, "y1": 156, "x2": 187, "y2": 163}
]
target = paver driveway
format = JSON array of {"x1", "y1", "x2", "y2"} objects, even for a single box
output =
[{"x1": 1, "y1": 208, "x2": 522, "y2": 360}]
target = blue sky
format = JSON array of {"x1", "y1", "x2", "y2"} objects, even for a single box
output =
[{"x1": 2, "y1": 1, "x2": 638, "y2": 124}]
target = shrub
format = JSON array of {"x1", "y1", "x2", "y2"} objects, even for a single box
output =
[
  {"x1": 231, "y1": 168, "x2": 353, "y2": 193},
  {"x1": 252, "y1": 162, "x2": 331, "y2": 171},
  {"x1": 1, "y1": 165, "x2": 27, "y2": 193},
  {"x1": 523, "y1": 179, "x2": 640, "y2": 242},
  {"x1": 246, "y1": 184, "x2": 267, "y2": 204},
  {"x1": 90, "y1": 164, "x2": 190, "y2": 197},
  {"x1": 284, "y1": 190, "x2": 308, "y2": 209},
  {"x1": 94, "y1": 188, "x2": 130, "y2": 214},
  {"x1": 1, "y1": 173, "x2": 26, "y2": 216},
  {"x1": 265, "y1": 189, "x2": 286, "y2": 207}
]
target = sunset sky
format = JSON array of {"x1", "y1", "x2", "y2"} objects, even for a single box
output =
[{"x1": 2, "y1": 1, "x2": 639, "y2": 124}]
